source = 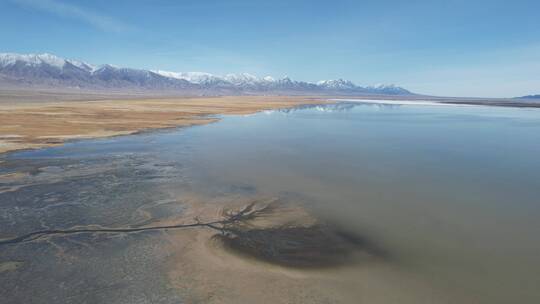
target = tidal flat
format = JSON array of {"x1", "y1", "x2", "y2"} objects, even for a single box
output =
[{"x1": 1, "y1": 100, "x2": 540, "y2": 303}]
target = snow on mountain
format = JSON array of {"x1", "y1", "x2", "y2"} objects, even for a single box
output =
[
  {"x1": 153, "y1": 70, "x2": 284, "y2": 87},
  {"x1": 0, "y1": 52, "x2": 413, "y2": 95},
  {"x1": 0, "y1": 53, "x2": 64, "y2": 69},
  {"x1": 317, "y1": 79, "x2": 356, "y2": 90},
  {"x1": 153, "y1": 70, "x2": 223, "y2": 85},
  {"x1": 0, "y1": 53, "x2": 96, "y2": 72},
  {"x1": 223, "y1": 73, "x2": 260, "y2": 85},
  {"x1": 365, "y1": 84, "x2": 410, "y2": 95}
]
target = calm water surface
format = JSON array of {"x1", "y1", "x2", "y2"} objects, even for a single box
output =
[{"x1": 8, "y1": 100, "x2": 540, "y2": 303}]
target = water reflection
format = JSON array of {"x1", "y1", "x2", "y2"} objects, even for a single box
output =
[{"x1": 270, "y1": 101, "x2": 399, "y2": 114}]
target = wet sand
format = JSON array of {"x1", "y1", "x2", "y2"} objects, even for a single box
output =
[
  {"x1": 0, "y1": 95, "x2": 327, "y2": 154},
  {"x1": 162, "y1": 195, "x2": 450, "y2": 304},
  {"x1": 0, "y1": 153, "x2": 453, "y2": 303}
]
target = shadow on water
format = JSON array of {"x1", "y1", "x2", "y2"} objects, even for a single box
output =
[{"x1": 215, "y1": 224, "x2": 388, "y2": 268}]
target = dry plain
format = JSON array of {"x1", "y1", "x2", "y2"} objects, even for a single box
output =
[{"x1": 0, "y1": 95, "x2": 328, "y2": 154}]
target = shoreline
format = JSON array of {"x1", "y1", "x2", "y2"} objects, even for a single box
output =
[
  {"x1": 0, "y1": 96, "x2": 331, "y2": 155},
  {"x1": 1, "y1": 93, "x2": 538, "y2": 156}
]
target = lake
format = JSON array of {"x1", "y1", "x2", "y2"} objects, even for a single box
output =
[{"x1": 2, "y1": 100, "x2": 539, "y2": 303}]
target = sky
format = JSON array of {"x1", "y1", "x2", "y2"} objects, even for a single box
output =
[{"x1": 1, "y1": 0, "x2": 539, "y2": 97}]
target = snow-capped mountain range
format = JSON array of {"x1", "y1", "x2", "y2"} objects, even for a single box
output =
[{"x1": 0, "y1": 53, "x2": 412, "y2": 95}]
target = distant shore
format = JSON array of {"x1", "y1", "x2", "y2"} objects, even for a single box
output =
[
  {"x1": 331, "y1": 97, "x2": 540, "y2": 108},
  {"x1": 1, "y1": 91, "x2": 538, "y2": 155}
]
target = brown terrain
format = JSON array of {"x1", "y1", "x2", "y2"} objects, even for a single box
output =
[{"x1": 0, "y1": 94, "x2": 328, "y2": 154}]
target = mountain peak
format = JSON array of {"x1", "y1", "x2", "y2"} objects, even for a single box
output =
[
  {"x1": 224, "y1": 73, "x2": 259, "y2": 85},
  {"x1": 0, "y1": 52, "x2": 96, "y2": 72},
  {"x1": 317, "y1": 79, "x2": 356, "y2": 89},
  {"x1": 0, "y1": 52, "x2": 65, "y2": 69}
]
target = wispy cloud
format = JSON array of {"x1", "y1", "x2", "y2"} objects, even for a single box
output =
[{"x1": 11, "y1": 0, "x2": 131, "y2": 33}]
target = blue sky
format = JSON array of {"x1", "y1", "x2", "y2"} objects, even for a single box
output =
[{"x1": 1, "y1": 0, "x2": 539, "y2": 97}]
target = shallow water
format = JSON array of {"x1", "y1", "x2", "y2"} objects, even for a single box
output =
[{"x1": 2, "y1": 100, "x2": 540, "y2": 303}]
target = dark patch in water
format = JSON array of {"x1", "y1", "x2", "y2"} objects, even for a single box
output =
[{"x1": 215, "y1": 223, "x2": 386, "y2": 268}]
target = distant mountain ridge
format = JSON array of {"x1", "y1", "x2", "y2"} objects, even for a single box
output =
[
  {"x1": 518, "y1": 94, "x2": 540, "y2": 99},
  {"x1": 0, "y1": 53, "x2": 413, "y2": 95}
]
